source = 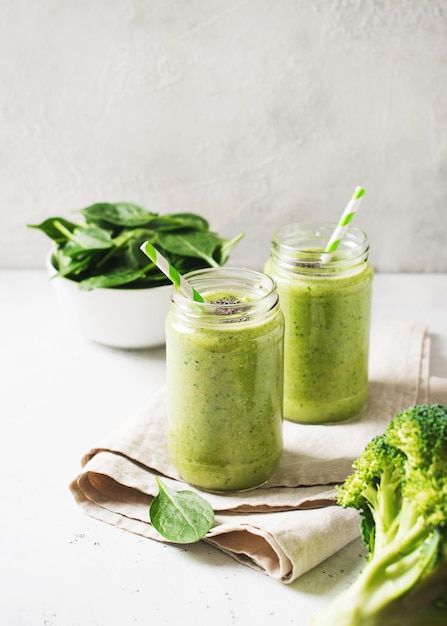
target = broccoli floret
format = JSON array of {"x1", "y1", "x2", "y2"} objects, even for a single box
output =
[{"x1": 310, "y1": 404, "x2": 447, "y2": 626}]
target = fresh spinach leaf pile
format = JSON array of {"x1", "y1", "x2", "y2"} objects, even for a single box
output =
[{"x1": 29, "y1": 202, "x2": 243, "y2": 290}]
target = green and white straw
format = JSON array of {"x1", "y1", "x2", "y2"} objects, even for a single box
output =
[
  {"x1": 321, "y1": 186, "x2": 366, "y2": 263},
  {"x1": 140, "y1": 241, "x2": 204, "y2": 302}
]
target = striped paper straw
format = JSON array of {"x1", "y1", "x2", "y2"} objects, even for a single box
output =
[
  {"x1": 140, "y1": 241, "x2": 204, "y2": 302},
  {"x1": 321, "y1": 186, "x2": 366, "y2": 263}
]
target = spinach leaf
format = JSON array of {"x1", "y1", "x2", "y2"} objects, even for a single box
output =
[
  {"x1": 27, "y1": 217, "x2": 78, "y2": 243},
  {"x1": 79, "y1": 202, "x2": 156, "y2": 227},
  {"x1": 55, "y1": 240, "x2": 88, "y2": 259},
  {"x1": 214, "y1": 232, "x2": 245, "y2": 265},
  {"x1": 149, "y1": 477, "x2": 214, "y2": 544},
  {"x1": 71, "y1": 225, "x2": 114, "y2": 250},
  {"x1": 155, "y1": 213, "x2": 209, "y2": 232},
  {"x1": 78, "y1": 264, "x2": 155, "y2": 290},
  {"x1": 119, "y1": 239, "x2": 150, "y2": 270},
  {"x1": 157, "y1": 231, "x2": 220, "y2": 267},
  {"x1": 53, "y1": 250, "x2": 96, "y2": 278}
]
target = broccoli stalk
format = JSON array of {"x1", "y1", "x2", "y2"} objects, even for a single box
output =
[{"x1": 310, "y1": 404, "x2": 447, "y2": 626}]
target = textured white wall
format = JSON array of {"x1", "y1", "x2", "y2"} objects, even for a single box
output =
[{"x1": 2, "y1": 0, "x2": 447, "y2": 271}]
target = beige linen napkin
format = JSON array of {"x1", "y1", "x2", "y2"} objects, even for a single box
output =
[{"x1": 70, "y1": 316, "x2": 447, "y2": 583}]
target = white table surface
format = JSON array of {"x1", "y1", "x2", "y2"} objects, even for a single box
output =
[{"x1": 2, "y1": 270, "x2": 446, "y2": 626}]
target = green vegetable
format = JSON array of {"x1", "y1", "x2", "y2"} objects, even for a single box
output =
[
  {"x1": 310, "y1": 404, "x2": 447, "y2": 626},
  {"x1": 28, "y1": 202, "x2": 243, "y2": 290},
  {"x1": 149, "y1": 477, "x2": 214, "y2": 543}
]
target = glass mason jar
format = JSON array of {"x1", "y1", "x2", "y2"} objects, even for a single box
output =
[
  {"x1": 264, "y1": 222, "x2": 374, "y2": 424},
  {"x1": 166, "y1": 267, "x2": 284, "y2": 492}
]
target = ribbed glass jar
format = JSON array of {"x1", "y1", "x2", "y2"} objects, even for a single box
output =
[
  {"x1": 166, "y1": 267, "x2": 284, "y2": 492},
  {"x1": 264, "y1": 222, "x2": 374, "y2": 424}
]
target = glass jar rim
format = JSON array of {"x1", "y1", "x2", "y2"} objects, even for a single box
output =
[
  {"x1": 171, "y1": 266, "x2": 279, "y2": 323},
  {"x1": 270, "y1": 221, "x2": 369, "y2": 274},
  {"x1": 272, "y1": 221, "x2": 368, "y2": 251}
]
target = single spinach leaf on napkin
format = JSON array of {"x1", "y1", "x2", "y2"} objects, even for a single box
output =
[{"x1": 149, "y1": 477, "x2": 214, "y2": 543}]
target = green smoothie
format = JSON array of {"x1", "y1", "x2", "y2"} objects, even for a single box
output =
[
  {"x1": 166, "y1": 286, "x2": 284, "y2": 492},
  {"x1": 264, "y1": 258, "x2": 373, "y2": 423}
]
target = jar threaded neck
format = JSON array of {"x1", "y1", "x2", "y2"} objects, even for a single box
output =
[
  {"x1": 270, "y1": 222, "x2": 369, "y2": 277},
  {"x1": 171, "y1": 267, "x2": 280, "y2": 326}
]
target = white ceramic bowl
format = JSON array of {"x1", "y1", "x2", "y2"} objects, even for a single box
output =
[{"x1": 46, "y1": 253, "x2": 172, "y2": 349}]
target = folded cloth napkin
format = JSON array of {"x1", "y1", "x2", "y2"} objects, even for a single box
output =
[{"x1": 70, "y1": 316, "x2": 447, "y2": 583}]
